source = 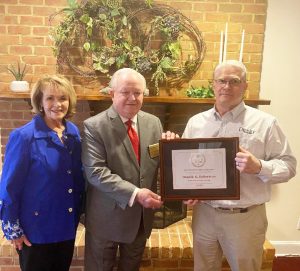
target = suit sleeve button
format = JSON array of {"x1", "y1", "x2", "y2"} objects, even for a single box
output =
[
  {"x1": 68, "y1": 208, "x2": 73, "y2": 213},
  {"x1": 68, "y1": 189, "x2": 73, "y2": 193}
]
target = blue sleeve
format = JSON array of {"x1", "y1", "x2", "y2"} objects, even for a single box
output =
[{"x1": 0, "y1": 130, "x2": 30, "y2": 240}]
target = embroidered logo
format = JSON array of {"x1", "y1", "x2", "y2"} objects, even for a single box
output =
[{"x1": 239, "y1": 127, "x2": 255, "y2": 134}]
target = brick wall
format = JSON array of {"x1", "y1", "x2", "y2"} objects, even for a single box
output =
[
  {"x1": 0, "y1": 0, "x2": 268, "y2": 154},
  {"x1": 0, "y1": 98, "x2": 206, "y2": 163},
  {"x1": 0, "y1": 0, "x2": 267, "y2": 97}
]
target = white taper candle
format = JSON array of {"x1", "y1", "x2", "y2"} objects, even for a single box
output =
[
  {"x1": 219, "y1": 30, "x2": 224, "y2": 63},
  {"x1": 223, "y1": 23, "x2": 228, "y2": 61},
  {"x1": 239, "y1": 29, "x2": 245, "y2": 62}
]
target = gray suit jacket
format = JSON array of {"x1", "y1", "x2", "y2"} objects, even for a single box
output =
[{"x1": 82, "y1": 106, "x2": 163, "y2": 243}]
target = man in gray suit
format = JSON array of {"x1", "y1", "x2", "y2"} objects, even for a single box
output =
[{"x1": 82, "y1": 68, "x2": 163, "y2": 271}]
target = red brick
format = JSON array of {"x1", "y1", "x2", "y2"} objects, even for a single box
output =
[
  {"x1": 0, "y1": 128, "x2": 13, "y2": 137},
  {"x1": 219, "y1": 4, "x2": 242, "y2": 13},
  {"x1": 2, "y1": 267, "x2": 21, "y2": 271},
  {"x1": 22, "y1": 36, "x2": 45, "y2": 46},
  {"x1": 0, "y1": 35, "x2": 20, "y2": 45},
  {"x1": 193, "y1": 3, "x2": 217, "y2": 11},
  {"x1": 0, "y1": 112, "x2": 23, "y2": 119},
  {"x1": 33, "y1": 6, "x2": 56, "y2": 16},
  {"x1": 7, "y1": 6, "x2": 32, "y2": 15},
  {"x1": 11, "y1": 101, "x2": 31, "y2": 111},
  {"x1": 20, "y1": 0, "x2": 44, "y2": 4},
  {"x1": 34, "y1": 46, "x2": 53, "y2": 56},
  {"x1": 10, "y1": 46, "x2": 33, "y2": 55},
  {"x1": 0, "y1": 120, "x2": 14, "y2": 129},
  {"x1": 243, "y1": 4, "x2": 267, "y2": 13},
  {"x1": 0, "y1": 101, "x2": 12, "y2": 111},
  {"x1": 33, "y1": 26, "x2": 50, "y2": 36},
  {"x1": 0, "y1": 15, "x2": 18, "y2": 24},
  {"x1": 7, "y1": 26, "x2": 31, "y2": 35},
  {"x1": 153, "y1": 259, "x2": 179, "y2": 268},
  {"x1": 0, "y1": 0, "x2": 17, "y2": 3},
  {"x1": 45, "y1": 0, "x2": 68, "y2": 6},
  {"x1": 20, "y1": 16, "x2": 43, "y2": 26},
  {"x1": 22, "y1": 56, "x2": 45, "y2": 65},
  {"x1": 0, "y1": 257, "x2": 14, "y2": 265},
  {"x1": 180, "y1": 259, "x2": 194, "y2": 268},
  {"x1": 171, "y1": 2, "x2": 193, "y2": 11}
]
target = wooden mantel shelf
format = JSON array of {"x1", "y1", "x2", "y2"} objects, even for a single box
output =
[{"x1": 0, "y1": 92, "x2": 271, "y2": 106}]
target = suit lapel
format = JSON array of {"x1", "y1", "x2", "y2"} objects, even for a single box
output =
[{"x1": 108, "y1": 106, "x2": 140, "y2": 169}]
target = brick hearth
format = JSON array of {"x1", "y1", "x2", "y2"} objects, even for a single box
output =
[{"x1": 0, "y1": 215, "x2": 275, "y2": 271}]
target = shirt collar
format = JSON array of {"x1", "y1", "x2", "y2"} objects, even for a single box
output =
[
  {"x1": 213, "y1": 101, "x2": 246, "y2": 120},
  {"x1": 33, "y1": 114, "x2": 78, "y2": 138},
  {"x1": 120, "y1": 114, "x2": 138, "y2": 125}
]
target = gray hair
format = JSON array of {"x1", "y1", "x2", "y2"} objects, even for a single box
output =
[
  {"x1": 109, "y1": 68, "x2": 147, "y2": 91},
  {"x1": 109, "y1": 68, "x2": 148, "y2": 95},
  {"x1": 214, "y1": 60, "x2": 247, "y2": 81}
]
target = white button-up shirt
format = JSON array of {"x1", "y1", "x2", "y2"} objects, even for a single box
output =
[{"x1": 182, "y1": 102, "x2": 297, "y2": 208}]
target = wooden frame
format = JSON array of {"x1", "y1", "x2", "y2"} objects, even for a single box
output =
[{"x1": 159, "y1": 137, "x2": 240, "y2": 200}]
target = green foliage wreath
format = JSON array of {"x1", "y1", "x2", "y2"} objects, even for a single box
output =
[{"x1": 49, "y1": 0, "x2": 205, "y2": 94}]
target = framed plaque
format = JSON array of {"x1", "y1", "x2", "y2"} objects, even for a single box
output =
[{"x1": 159, "y1": 137, "x2": 240, "y2": 200}]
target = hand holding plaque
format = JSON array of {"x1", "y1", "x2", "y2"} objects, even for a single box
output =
[{"x1": 159, "y1": 137, "x2": 240, "y2": 200}]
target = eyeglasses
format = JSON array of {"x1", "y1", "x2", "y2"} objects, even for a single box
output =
[
  {"x1": 214, "y1": 78, "x2": 243, "y2": 87},
  {"x1": 118, "y1": 91, "x2": 143, "y2": 98}
]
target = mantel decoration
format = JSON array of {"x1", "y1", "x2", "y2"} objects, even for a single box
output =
[
  {"x1": 7, "y1": 62, "x2": 29, "y2": 92},
  {"x1": 49, "y1": 0, "x2": 206, "y2": 95}
]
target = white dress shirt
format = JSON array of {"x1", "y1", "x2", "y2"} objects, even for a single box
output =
[{"x1": 182, "y1": 102, "x2": 297, "y2": 208}]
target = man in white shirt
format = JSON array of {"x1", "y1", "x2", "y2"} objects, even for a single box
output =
[{"x1": 183, "y1": 60, "x2": 297, "y2": 271}]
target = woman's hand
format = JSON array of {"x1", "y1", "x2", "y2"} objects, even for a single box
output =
[{"x1": 11, "y1": 235, "x2": 32, "y2": 250}]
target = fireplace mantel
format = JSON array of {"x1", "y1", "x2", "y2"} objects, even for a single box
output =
[{"x1": 0, "y1": 92, "x2": 271, "y2": 106}]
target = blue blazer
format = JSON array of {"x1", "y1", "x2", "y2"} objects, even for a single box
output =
[{"x1": 0, "y1": 114, "x2": 85, "y2": 244}]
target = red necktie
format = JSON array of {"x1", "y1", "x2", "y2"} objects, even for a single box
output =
[{"x1": 126, "y1": 119, "x2": 140, "y2": 163}]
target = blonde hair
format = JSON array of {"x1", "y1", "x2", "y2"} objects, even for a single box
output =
[{"x1": 31, "y1": 74, "x2": 77, "y2": 118}]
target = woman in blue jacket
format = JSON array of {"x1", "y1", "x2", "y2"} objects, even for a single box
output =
[{"x1": 0, "y1": 74, "x2": 85, "y2": 271}]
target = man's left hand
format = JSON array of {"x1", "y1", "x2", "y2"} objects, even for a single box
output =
[{"x1": 235, "y1": 146, "x2": 262, "y2": 174}]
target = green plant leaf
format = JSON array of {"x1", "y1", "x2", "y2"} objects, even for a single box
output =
[
  {"x1": 99, "y1": 13, "x2": 107, "y2": 21},
  {"x1": 116, "y1": 54, "x2": 127, "y2": 68},
  {"x1": 123, "y1": 42, "x2": 130, "y2": 51},
  {"x1": 83, "y1": 42, "x2": 91, "y2": 52},
  {"x1": 80, "y1": 14, "x2": 90, "y2": 24},
  {"x1": 168, "y1": 42, "x2": 181, "y2": 59},
  {"x1": 122, "y1": 16, "x2": 127, "y2": 26},
  {"x1": 7, "y1": 62, "x2": 28, "y2": 81},
  {"x1": 186, "y1": 85, "x2": 214, "y2": 98},
  {"x1": 110, "y1": 9, "x2": 120, "y2": 17},
  {"x1": 160, "y1": 57, "x2": 172, "y2": 70},
  {"x1": 67, "y1": 0, "x2": 78, "y2": 9},
  {"x1": 87, "y1": 27, "x2": 92, "y2": 37},
  {"x1": 93, "y1": 62, "x2": 109, "y2": 73}
]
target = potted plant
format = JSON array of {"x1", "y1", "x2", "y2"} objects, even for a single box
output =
[{"x1": 7, "y1": 62, "x2": 29, "y2": 92}]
